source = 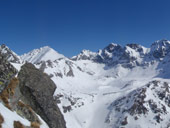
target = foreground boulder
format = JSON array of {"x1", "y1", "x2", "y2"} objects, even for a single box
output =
[{"x1": 18, "y1": 63, "x2": 66, "y2": 128}]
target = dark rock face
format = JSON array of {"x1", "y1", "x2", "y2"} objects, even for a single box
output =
[
  {"x1": 98, "y1": 43, "x2": 123, "y2": 63},
  {"x1": 18, "y1": 63, "x2": 66, "y2": 128},
  {"x1": 96, "y1": 43, "x2": 148, "y2": 67},
  {"x1": 0, "y1": 53, "x2": 42, "y2": 127}
]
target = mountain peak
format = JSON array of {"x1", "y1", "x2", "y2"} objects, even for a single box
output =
[
  {"x1": 1, "y1": 44, "x2": 7, "y2": 48},
  {"x1": 105, "y1": 43, "x2": 121, "y2": 52},
  {"x1": 71, "y1": 49, "x2": 97, "y2": 60},
  {"x1": 151, "y1": 39, "x2": 170, "y2": 48},
  {"x1": 40, "y1": 45, "x2": 51, "y2": 50},
  {"x1": 151, "y1": 39, "x2": 170, "y2": 58},
  {"x1": 155, "y1": 39, "x2": 170, "y2": 43},
  {"x1": 110, "y1": 43, "x2": 119, "y2": 47},
  {"x1": 81, "y1": 49, "x2": 94, "y2": 54},
  {"x1": 126, "y1": 43, "x2": 142, "y2": 49},
  {"x1": 21, "y1": 46, "x2": 65, "y2": 64}
]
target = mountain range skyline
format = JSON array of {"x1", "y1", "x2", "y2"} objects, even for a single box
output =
[
  {"x1": 1, "y1": 0, "x2": 170, "y2": 57},
  {"x1": 1, "y1": 39, "x2": 170, "y2": 128},
  {"x1": 1, "y1": 1, "x2": 170, "y2": 128},
  {"x1": 2, "y1": 39, "x2": 169, "y2": 58}
]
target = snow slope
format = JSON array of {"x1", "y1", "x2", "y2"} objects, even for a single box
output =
[
  {"x1": 21, "y1": 46, "x2": 65, "y2": 64},
  {"x1": 0, "y1": 103, "x2": 49, "y2": 128},
  {"x1": 0, "y1": 103, "x2": 30, "y2": 128},
  {"x1": 10, "y1": 39, "x2": 170, "y2": 128},
  {"x1": 41, "y1": 60, "x2": 160, "y2": 128}
]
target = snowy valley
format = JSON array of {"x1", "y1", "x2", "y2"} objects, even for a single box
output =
[{"x1": 1, "y1": 39, "x2": 170, "y2": 128}]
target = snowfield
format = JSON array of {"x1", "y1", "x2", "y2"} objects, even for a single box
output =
[{"x1": 7, "y1": 39, "x2": 170, "y2": 128}]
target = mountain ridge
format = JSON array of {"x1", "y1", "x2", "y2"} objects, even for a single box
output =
[
  {"x1": 1, "y1": 39, "x2": 170, "y2": 128},
  {"x1": 21, "y1": 46, "x2": 65, "y2": 64}
]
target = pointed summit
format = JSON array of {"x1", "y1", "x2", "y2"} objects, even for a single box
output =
[
  {"x1": 21, "y1": 46, "x2": 65, "y2": 64},
  {"x1": 71, "y1": 49, "x2": 97, "y2": 60},
  {"x1": 126, "y1": 43, "x2": 141, "y2": 49},
  {"x1": 104, "y1": 43, "x2": 121, "y2": 53},
  {"x1": 151, "y1": 39, "x2": 170, "y2": 49}
]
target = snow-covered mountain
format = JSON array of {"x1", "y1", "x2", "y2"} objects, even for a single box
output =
[
  {"x1": 21, "y1": 46, "x2": 65, "y2": 64},
  {"x1": 71, "y1": 50, "x2": 97, "y2": 61},
  {"x1": 3, "y1": 39, "x2": 170, "y2": 128}
]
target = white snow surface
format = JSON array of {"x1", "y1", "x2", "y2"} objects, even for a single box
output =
[
  {"x1": 0, "y1": 103, "x2": 30, "y2": 128},
  {"x1": 0, "y1": 102, "x2": 49, "y2": 128},
  {"x1": 10, "y1": 40, "x2": 170, "y2": 128},
  {"x1": 21, "y1": 46, "x2": 65, "y2": 63},
  {"x1": 32, "y1": 56, "x2": 165, "y2": 128}
]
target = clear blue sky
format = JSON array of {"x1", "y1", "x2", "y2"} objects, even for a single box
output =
[{"x1": 0, "y1": 0, "x2": 170, "y2": 57}]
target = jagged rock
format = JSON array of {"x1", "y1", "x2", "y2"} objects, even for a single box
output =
[
  {"x1": 0, "y1": 53, "x2": 17, "y2": 94},
  {"x1": 121, "y1": 116, "x2": 128, "y2": 125},
  {"x1": 63, "y1": 106, "x2": 72, "y2": 113},
  {"x1": 151, "y1": 39, "x2": 170, "y2": 59},
  {"x1": 66, "y1": 66, "x2": 74, "y2": 77},
  {"x1": 0, "y1": 44, "x2": 21, "y2": 63},
  {"x1": 18, "y1": 63, "x2": 66, "y2": 128},
  {"x1": 106, "y1": 80, "x2": 170, "y2": 127},
  {"x1": 0, "y1": 54, "x2": 44, "y2": 127},
  {"x1": 54, "y1": 72, "x2": 63, "y2": 78},
  {"x1": 71, "y1": 50, "x2": 97, "y2": 61}
]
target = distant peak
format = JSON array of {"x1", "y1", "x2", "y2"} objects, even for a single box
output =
[
  {"x1": 104, "y1": 43, "x2": 122, "y2": 53},
  {"x1": 107, "y1": 43, "x2": 120, "y2": 48},
  {"x1": 71, "y1": 49, "x2": 97, "y2": 61},
  {"x1": 21, "y1": 46, "x2": 65, "y2": 64},
  {"x1": 151, "y1": 39, "x2": 170, "y2": 58},
  {"x1": 1, "y1": 44, "x2": 7, "y2": 48},
  {"x1": 38, "y1": 46, "x2": 53, "y2": 51},
  {"x1": 156, "y1": 39, "x2": 169, "y2": 42},
  {"x1": 40, "y1": 46, "x2": 51, "y2": 49},
  {"x1": 151, "y1": 39, "x2": 170, "y2": 50},
  {"x1": 152, "y1": 39, "x2": 170, "y2": 46},
  {"x1": 126, "y1": 43, "x2": 141, "y2": 49},
  {"x1": 81, "y1": 49, "x2": 93, "y2": 54},
  {"x1": 28, "y1": 46, "x2": 57, "y2": 55}
]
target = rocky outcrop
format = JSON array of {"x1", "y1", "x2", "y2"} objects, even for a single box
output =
[
  {"x1": 0, "y1": 52, "x2": 47, "y2": 127},
  {"x1": 150, "y1": 39, "x2": 170, "y2": 59},
  {"x1": 106, "y1": 80, "x2": 170, "y2": 128},
  {"x1": 71, "y1": 50, "x2": 97, "y2": 61},
  {"x1": 18, "y1": 63, "x2": 66, "y2": 128},
  {"x1": 0, "y1": 44, "x2": 22, "y2": 63},
  {"x1": 0, "y1": 53, "x2": 17, "y2": 94}
]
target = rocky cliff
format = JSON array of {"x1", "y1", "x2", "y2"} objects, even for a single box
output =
[
  {"x1": 0, "y1": 51, "x2": 66, "y2": 128},
  {"x1": 18, "y1": 63, "x2": 66, "y2": 128}
]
